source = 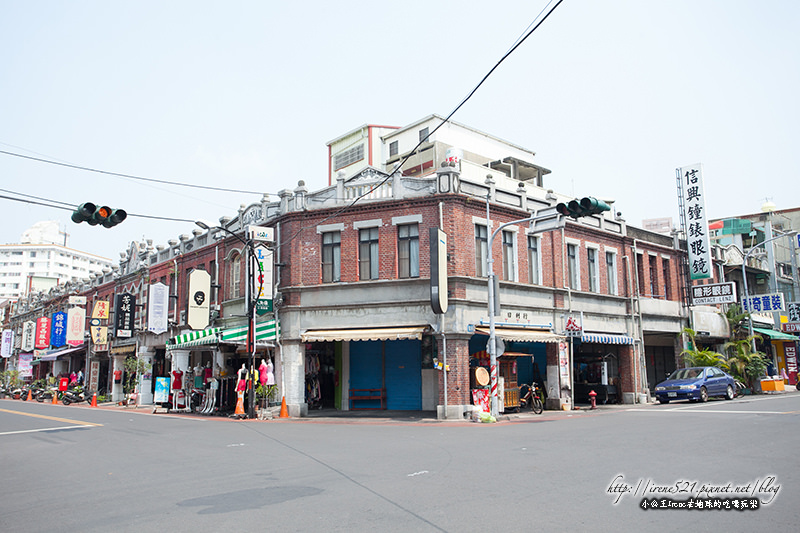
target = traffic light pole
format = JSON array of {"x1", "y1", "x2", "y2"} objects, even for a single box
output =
[
  {"x1": 485, "y1": 202, "x2": 563, "y2": 418},
  {"x1": 196, "y1": 221, "x2": 263, "y2": 419}
]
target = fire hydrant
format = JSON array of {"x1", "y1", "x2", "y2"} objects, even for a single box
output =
[{"x1": 588, "y1": 389, "x2": 597, "y2": 410}]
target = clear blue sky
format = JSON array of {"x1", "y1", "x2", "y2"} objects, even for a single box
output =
[{"x1": 2, "y1": 0, "x2": 798, "y2": 260}]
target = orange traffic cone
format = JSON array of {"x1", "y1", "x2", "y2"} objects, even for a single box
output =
[
  {"x1": 26, "y1": 389, "x2": 32, "y2": 401},
  {"x1": 234, "y1": 392, "x2": 245, "y2": 416},
  {"x1": 52, "y1": 391, "x2": 58, "y2": 405},
  {"x1": 91, "y1": 393, "x2": 97, "y2": 407},
  {"x1": 279, "y1": 396, "x2": 289, "y2": 418}
]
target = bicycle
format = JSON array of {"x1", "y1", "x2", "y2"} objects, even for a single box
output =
[{"x1": 519, "y1": 382, "x2": 544, "y2": 414}]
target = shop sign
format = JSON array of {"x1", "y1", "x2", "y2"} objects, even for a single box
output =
[
  {"x1": 1, "y1": 329, "x2": 13, "y2": 358},
  {"x1": 782, "y1": 323, "x2": 800, "y2": 333},
  {"x1": 154, "y1": 377, "x2": 170, "y2": 403},
  {"x1": 147, "y1": 283, "x2": 169, "y2": 335},
  {"x1": 66, "y1": 307, "x2": 86, "y2": 346},
  {"x1": 559, "y1": 341, "x2": 570, "y2": 388},
  {"x1": 91, "y1": 325, "x2": 108, "y2": 345},
  {"x1": 785, "y1": 344, "x2": 798, "y2": 373},
  {"x1": 565, "y1": 315, "x2": 582, "y2": 337},
  {"x1": 786, "y1": 302, "x2": 800, "y2": 323},
  {"x1": 21, "y1": 321, "x2": 35, "y2": 352},
  {"x1": 91, "y1": 300, "x2": 110, "y2": 319},
  {"x1": 69, "y1": 296, "x2": 87, "y2": 305},
  {"x1": 691, "y1": 282, "x2": 736, "y2": 305},
  {"x1": 35, "y1": 317, "x2": 51, "y2": 349},
  {"x1": 18, "y1": 352, "x2": 33, "y2": 378},
  {"x1": 88, "y1": 360, "x2": 100, "y2": 391},
  {"x1": 51, "y1": 311, "x2": 67, "y2": 347},
  {"x1": 187, "y1": 270, "x2": 211, "y2": 330},
  {"x1": 679, "y1": 164, "x2": 712, "y2": 280},
  {"x1": 742, "y1": 293, "x2": 785, "y2": 313},
  {"x1": 114, "y1": 293, "x2": 136, "y2": 338}
]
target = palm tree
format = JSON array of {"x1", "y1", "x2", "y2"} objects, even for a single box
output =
[
  {"x1": 681, "y1": 328, "x2": 728, "y2": 369},
  {"x1": 724, "y1": 304, "x2": 750, "y2": 341},
  {"x1": 723, "y1": 335, "x2": 769, "y2": 390}
]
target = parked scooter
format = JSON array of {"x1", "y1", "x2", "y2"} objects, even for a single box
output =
[
  {"x1": 518, "y1": 382, "x2": 545, "y2": 414},
  {"x1": 36, "y1": 387, "x2": 61, "y2": 403},
  {"x1": 61, "y1": 387, "x2": 92, "y2": 405}
]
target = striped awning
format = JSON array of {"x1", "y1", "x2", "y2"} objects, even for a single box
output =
[
  {"x1": 475, "y1": 327, "x2": 564, "y2": 344},
  {"x1": 301, "y1": 325, "x2": 427, "y2": 342},
  {"x1": 581, "y1": 333, "x2": 635, "y2": 345},
  {"x1": 167, "y1": 328, "x2": 221, "y2": 350},
  {"x1": 36, "y1": 344, "x2": 87, "y2": 362},
  {"x1": 219, "y1": 319, "x2": 279, "y2": 345}
]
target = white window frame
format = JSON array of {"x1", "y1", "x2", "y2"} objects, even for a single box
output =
[
  {"x1": 586, "y1": 244, "x2": 599, "y2": 293},
  {"x1": 566, "y1": 238, "x2": 581, "y2": 291},
  {"x1": 527, "y1": 233, "x2": 542, "y2": 285},
  {"x1": 605, "y1": 248, "x2": 618, "y2": 296}
]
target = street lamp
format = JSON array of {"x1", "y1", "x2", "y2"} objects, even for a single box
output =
[
  {"x1": 196, "y1": 220, "x2": 263, "y2": 419},
  {"x1": 741, "y1": 230, "x2": 797, "y2": 351},
  {"x1": 484, "y1": 203, "x2": 564, "y2": 418}
]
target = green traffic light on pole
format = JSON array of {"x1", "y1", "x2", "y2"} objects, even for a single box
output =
[
  {"x1": 71, "y1": 202, "x2": 127, "y2": 228},
  {"x1": 555, "y1": 197, "x2": 611, "y2": 219}
]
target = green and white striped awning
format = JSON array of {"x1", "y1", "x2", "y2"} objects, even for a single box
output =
[
  {"x1": 167, "y1": 328, "x2": 221, "y2": 350},
  {"x1": 220, "y1": 319, "x2": 279, "y2": 345}
]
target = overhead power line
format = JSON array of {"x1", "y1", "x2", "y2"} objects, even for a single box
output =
[{"x1": 0, "y1": 148, "x2": 266, "y2": 195}]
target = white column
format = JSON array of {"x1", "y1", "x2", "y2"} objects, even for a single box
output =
[
  {"x1": 111, "y1": 354, "x2": 126, "y2": 402},
  {"x1": 138, "y1": 347, "x2": 155, "y2": 405},
  {"x1": 281, "y1": 340, "x2": 306, "y2": 417},
  {"x1": 171, "y1": 349, "x2": 190, "y2": 373}
]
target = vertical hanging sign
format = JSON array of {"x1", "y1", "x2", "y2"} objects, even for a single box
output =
[
  {"x1": 679, "y1": 163, "x2": 712, "y2": 280},
  {"x1": 35, "y1": 316, "x2": 51, "y2": 349},
  {"x1": 51, "y1": 311, "x2": 67, "y2": 347},
  {"x1": 187, "y1": 270, "x2": 211, "y2": 330},
  {"x1": 148, "y1": 283, "x2": 169, "y2": 334},
  {"x1": 254, "y1": 244, "x2": 273, "y2": 315},
  {"x1": 1, "y1": 329, "x2": 13, "y2": 358},
  {"x1": 66, "y1": 306, "x2": 86, "y2": 346},
  {"x1": 114, "y1": 293, "x2": 135, "y2": 338},
  {"x1": 21, "y1": 320, "x2": 36, "y2": 352}
]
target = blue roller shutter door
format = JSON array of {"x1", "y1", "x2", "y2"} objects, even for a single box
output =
[{"x1": 385, "y1": 339, "x2": 422, "y2": 410}]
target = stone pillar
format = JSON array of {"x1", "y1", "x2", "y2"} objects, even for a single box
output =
[
  {"x1": 619, "y1": 344, "x2": 637, "y2": 403},
  {"x1": 138, "y1": 347, "x2": 155, "y2": 405},
  {"x1": 111, "y1": 354, "x2": 126, "y2": 403},
  {"x1": 437, "y1": 334, "x2": 470, "y2": 419},
  {"x1": 281, "y1": 340, "x2": 306, "y2": 417},
  {"x1": 171, "y1": 349, "x2": 190, "y2": 373}
]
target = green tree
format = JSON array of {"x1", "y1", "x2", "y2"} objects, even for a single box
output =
[
  {"x1": 723, "y1": 335, "x2": 769, "y2": 390},
  {"x1": 681, "y1": 328, "x2": 728, "y2": 369},
  {"x1": 724, "y1": 303, "x2": 751, "y2": 341},
  {"x1": 123, "y1": 355, "x2": 152, "y2": 395}
]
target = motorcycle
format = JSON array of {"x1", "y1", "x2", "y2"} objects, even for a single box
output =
[
  {"x1": 518, "y1": 382, "x2": 545, "y2": 414},
  {"x1": 62, "y1": 387, "x2": 92, "y2": 405},
  {"x1": 36, "y1": 387, "x2": 61, "y2": 403}
]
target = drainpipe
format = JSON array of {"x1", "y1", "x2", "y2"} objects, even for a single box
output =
[{"x1": 438, "y1": 202, "x2": 448, "y2": 418}]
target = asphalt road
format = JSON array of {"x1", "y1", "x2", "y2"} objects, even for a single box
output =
[{"x1": 1, "y1": 393, "x2": 798, "y2": 532}]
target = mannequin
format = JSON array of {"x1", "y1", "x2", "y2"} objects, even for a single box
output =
[
  {"x1": 204, "y1": 362, "x2": 213, "y2": 384},
  {"x1": 193, "y1": 362, "x2": 204, "y2": 388},
  {"x1": 236, "y1": 364, "x2": 247, "y2": 392},
  {"x1": 265, "y1": 358, "x2": 275, "y2": 386},
  {"x1": 259, "y1": 359, "x2": 268, "y2": 386},
  {"x1": 171, "y1": 369, "x2": 183, "y2": 390}
]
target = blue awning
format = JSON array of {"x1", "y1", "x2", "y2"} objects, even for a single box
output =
[{"x1": 581, "y1": 333, "x2": 634, "y2": 345}]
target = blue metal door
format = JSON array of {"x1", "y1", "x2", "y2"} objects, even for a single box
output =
[{"x1": 384, "y1": 339, "x2": 422, "y2": 410}]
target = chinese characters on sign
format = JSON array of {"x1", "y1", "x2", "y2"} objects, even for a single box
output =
[
  {"x1": 1, "y1": 329, "x2": 13, "y2": 358},
  {"x1": 66, "y1": 306, "x2": 86, "y2": 346},
  {"x1": 114, "y1": 293, "x2": 136, "y2": 338},
  {"x1": 679, "y1": 164, "x2": 712, "y2": 280},
  {"x1": 147, "y1": 283, "x2": 169, "y2": 335},
  {"x1": 91, "y1": 300, "x2": 110, "y2": 319},
  {"x1": 565, "y1": 315, "x2": 582, "y2": 337},
  {"x1": 21, "y1": 320, "x2": 35, "y2": 352},
  {"x1": 51, "y1": 311, "x2": 67, "y2": 347},
  {"x1": 691, "y1": 282, "x2": 737, "y2": 305},
  {"x1": 742, "y1": 293, "x2": 785, "y2": 313},
  {"x1": 783, "y1": 302, "x2": 800, "y2": 333},
  {"x1": 35, "y1": 316, "x2": 51, "y2": 349}
]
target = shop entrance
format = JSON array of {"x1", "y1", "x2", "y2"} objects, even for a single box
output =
[{"x1": 306, "y1": 342, "x2": 337, "y2": 410}]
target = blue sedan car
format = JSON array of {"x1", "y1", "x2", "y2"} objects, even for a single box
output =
[{"x1": 654, "y1": 366, "x2": 736, "y2": 404}]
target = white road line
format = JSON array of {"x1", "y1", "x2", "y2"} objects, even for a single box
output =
[
  {"x1": 0, "y1": 424, "x2": 97, "y2": 436},
  {"x1": 627, "y1": 408, "x2": 791, "y2": 414}
]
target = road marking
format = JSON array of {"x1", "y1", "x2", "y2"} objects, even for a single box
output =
[
  {"x1": 0, "y1": 425, "x2": 97, "y2": 436},
  {"x1": 0, "y1": 407, "x2": 102, "y2": 427},
  {"x1": 628, "y1": 408, "x2": 792, "y2": 415}
]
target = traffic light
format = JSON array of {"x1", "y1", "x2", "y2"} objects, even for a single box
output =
[
  {"x1": 556, "y1": 197, "x2": 611, "y2": 219},
  {"x1": 71, "y1": 202, "x2": 127, "y2": 228}
]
